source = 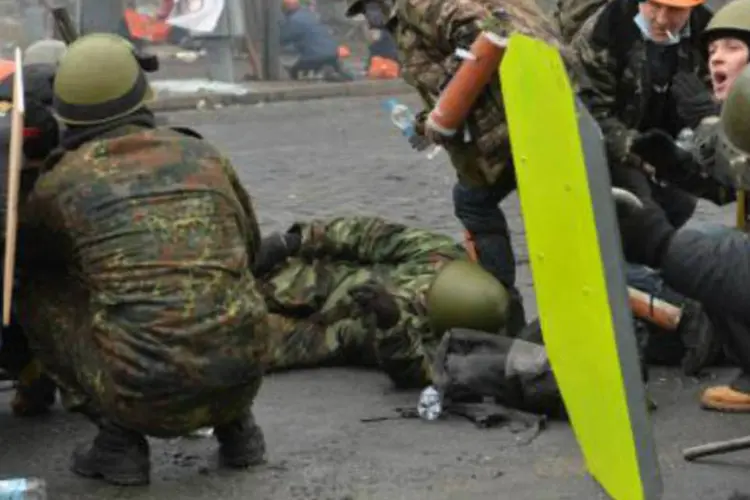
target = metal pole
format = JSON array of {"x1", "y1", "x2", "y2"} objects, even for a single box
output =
[
  {"x1": 203, "y1": 1, "x2": 235, "y2": 82},
  {"x1": 77, "y1": 0, "x2": 122, "y2": 35},
  {"x1": 19, "y1": 0, "x2": 48, "y2": 46},
  {"x1": 263, "y1": 0, "x2": 281, "y2": 80}
]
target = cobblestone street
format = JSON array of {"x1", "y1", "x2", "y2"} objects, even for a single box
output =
[{"x1": 0, "y1": 96, "x2": 747, "y2": 500}]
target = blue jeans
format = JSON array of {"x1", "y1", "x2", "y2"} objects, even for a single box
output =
[{"x1": 452, "y1": 169, "x2": 526, "y2": 334}]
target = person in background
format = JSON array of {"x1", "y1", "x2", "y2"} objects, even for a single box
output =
[
  {"x1": 280, "y1": 0, "x2": 354, "y2": 81},
  {"x1": 356, "y1": 1, "x2": 400, "y2": 79}
]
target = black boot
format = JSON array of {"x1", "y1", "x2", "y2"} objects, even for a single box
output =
[
  {"x1": 214, "y1": 411, "x2": 267, "y2": 469},
  {"x1": 71, "y1": 421, "x2": 150, "y2": 486}
]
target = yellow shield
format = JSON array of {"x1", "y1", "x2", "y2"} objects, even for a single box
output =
[{"x1": 500, "y1": 34, "x2": 662, "y2": 499}]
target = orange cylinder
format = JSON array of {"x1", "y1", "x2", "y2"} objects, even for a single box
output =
[
  {"x1": 627, "y1": 287, "x2": 682, "y2": 331},
  {"x1": 426, "y1": 31, "x2": 508, "y2": 137},
  {"x1": 0, "y1": 60, "x2": 15, "y2": 81}
]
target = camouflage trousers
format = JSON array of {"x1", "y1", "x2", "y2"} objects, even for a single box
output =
[
  {"x1": 262, "y1": 308, "x2": 434, "y2": 389},
  {"x1": 15, "y1": 273, "x2": 261, "y2": 438}
]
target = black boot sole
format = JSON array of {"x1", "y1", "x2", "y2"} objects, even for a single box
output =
[{"x1": 71, "y1": 462, "x2": 150, "y2": 486}]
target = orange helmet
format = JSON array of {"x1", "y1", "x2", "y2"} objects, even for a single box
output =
[{"x1": 644, "y1": 0, "x2": 704, "y2": 8}]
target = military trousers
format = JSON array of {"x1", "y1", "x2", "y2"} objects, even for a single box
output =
[{"x1": 15, "y1": 272, "x2": 261, "y2": 438}]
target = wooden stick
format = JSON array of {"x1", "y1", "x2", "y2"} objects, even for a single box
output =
[
  {"x1": 627, "y1": 287, "x2": 682, "y2": 331},
  {"x1": 3, "y1": 48, "x2": 24, "y2": 326},
  {"x1": 683, "y1": 435, "x2": 750, "y2": 461}
]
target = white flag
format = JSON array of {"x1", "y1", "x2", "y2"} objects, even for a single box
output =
[{"x1": 166, "y1": 0, "x2": 226, "y2": 33}]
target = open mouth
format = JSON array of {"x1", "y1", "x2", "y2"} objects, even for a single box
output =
[{"x1": 712, "y1": 70, "x2": 728, "y2": 88}]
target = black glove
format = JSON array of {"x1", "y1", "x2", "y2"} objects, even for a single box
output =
[
  {"x1": 613, "y1": 190, "x2": 676, "y2": 269},
  {"x1": 630, "y1": 129, "x2": 701, "y2": 178},
  {"x1": 252, "y1": 231, "x2": 301, "y2": 277},
  {"x1": 671, "y1": 72, "x2": 720, "y2": 130},
  {"x1": 0, "y1": 64, "x2": 61, "y2": 161},
  {"x1": 348, "y1": 280, "x2": 401, "y2": 329},
  {"x1": 408, "y1": 110, "x2": 432, "y2": 151}
]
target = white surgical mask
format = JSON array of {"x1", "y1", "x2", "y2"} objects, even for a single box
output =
[{"x1": 633, "y1": 12, "x2": 681, "y2": 45}]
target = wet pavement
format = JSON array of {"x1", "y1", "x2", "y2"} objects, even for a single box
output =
[{"x1": 1, "y1": 96, "x2": 749, "y2": 500}]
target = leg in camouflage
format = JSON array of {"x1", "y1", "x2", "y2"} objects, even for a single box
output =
[
  {"x1": 0, "y1": 315, "x2": 57, "y2": 416},
  {"x1": 15, "y1": 273, "x2": 267, "y2": 484}
]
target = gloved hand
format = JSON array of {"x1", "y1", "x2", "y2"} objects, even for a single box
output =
[
  {"x1": 630, "y1": 129, "x2": 702, "y2": 181},
  {"x1": 348, "y1": 280, "x2": 401, "y2": 329},
  {"x1": 409, "y1": 110, "x2": 432, "y2": 151},
  {"x1": 671, "y1": 72, "x2": 720, "y2": 130},
  {"x1": 612, "y1": 188, "x2": 676, "y2": 269},
  {"x1": 252, "y1": 231, "x2": 301, "y2": 277}
]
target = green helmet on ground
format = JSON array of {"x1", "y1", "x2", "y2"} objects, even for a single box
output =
[
  {"x1": 701, "y1": 0, "x2": 750, "y2": 46},
  {"x1": 721, "y1": 65, "x2": 750, "y2": 155},
  {"x1": 426, "y1": 260, "x2": 510, "y2": 334},
  {"x1": 53, "y1": 33, "x2": 154, "y2": 126}
]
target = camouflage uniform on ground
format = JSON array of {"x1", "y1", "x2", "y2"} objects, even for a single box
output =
[{"x1": 260, "y1": 216, "x2": 467, "y2": 388}]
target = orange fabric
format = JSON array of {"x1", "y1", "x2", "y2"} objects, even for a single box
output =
[
  {"x1": 0, "y1": 60, "x2": 15, "y2": 81},
  {"x1": 649, "y1": 0, "x2": 704, "y2": 7},
  {"x1": 124, "y1": 8, "x2": 171, "y2": 42},
  {"x1": 367, "y1": 56, "x2": 399, "y2": 79},
  {"x1": 337, "y1": 45, "x2": 351, "y2": 58},
  {"x1": 463, "y1": 230, "x2": 478, "y2": 262}
]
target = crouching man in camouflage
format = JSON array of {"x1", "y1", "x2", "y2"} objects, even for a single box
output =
[{"x1": 14, "y1": 34, "x2": 270, "y2": 486}]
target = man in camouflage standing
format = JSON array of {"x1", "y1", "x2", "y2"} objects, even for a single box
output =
[
  {"x1": 252, "y1": 216, "x2": 511, "y2": 388},
  {"x1": 346, "y1": 0, "x2": 588, "y2": 337},
  {"x1": 15, "y1": 33, "x2": 269, "y2": 486}
]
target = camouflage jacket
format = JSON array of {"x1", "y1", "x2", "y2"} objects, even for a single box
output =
[
  {"x1": 17, "y1": 125, "x2": 269, "y2": 399},
  {"x1": 391, "y1": 0, "x2": 581, "y2": 187},
  {"x1": 571, "y1": 0, "x2": 712, "y2": 170},
  {"x1": 261, "y1": 216, "x2": 466, "y2": 316}
]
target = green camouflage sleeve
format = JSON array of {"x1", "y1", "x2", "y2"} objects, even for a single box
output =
[
  {"x1": 398, "y1": 0, "x2": 490, "y2": 52},
  {"x1": 572, "y1": 16, "x2": 641, "y2": 170},
  {"x1": 17, "y1": 174, "x2": 70, "y2": 269},
  {"x1": 373, "y1": 302, "x2": 435, "y2": 388},
  {"x1": 291, "y1": 216, "x2": 466, "y2": 265},
  {"x1": 220, "y1": 159, "x2": 262, "y2": 264}
]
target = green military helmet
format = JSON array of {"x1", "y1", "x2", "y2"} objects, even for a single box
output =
[
  {"x1": 701, "y1": 0, "x2": 750, "y2": 46},
  {"x1": 426, "y1": 260, "x2": 510, "y2": 334},
  {"x1": 721, "y1": 64, "x2": 750, "y2": 155},
  {"x1": 53, "y1": 33, "x2": 154, "y2": 126}
]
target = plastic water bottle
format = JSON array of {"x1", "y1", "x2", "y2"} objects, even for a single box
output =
[
  {"x1": 417, "y1": 386, "x2": 443, "y2": 421},
  {"x1": 0, "y1": 478, "x2": 47, "y2": 499},
  {"x1": 381, "y1": 99, "x2": 443, "y2": 159},
  {"x1": 383, "y1": 98, "x2": 416, "y2": 137}
]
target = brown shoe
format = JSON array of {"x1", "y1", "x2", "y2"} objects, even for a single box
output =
[{"x1": 700, "y1": 385, "x2": 750, "y2": 412}]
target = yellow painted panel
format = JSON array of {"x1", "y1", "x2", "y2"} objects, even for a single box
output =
[{"x1": 500, "y1": 33, "x2": 652, "y2": 499}]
